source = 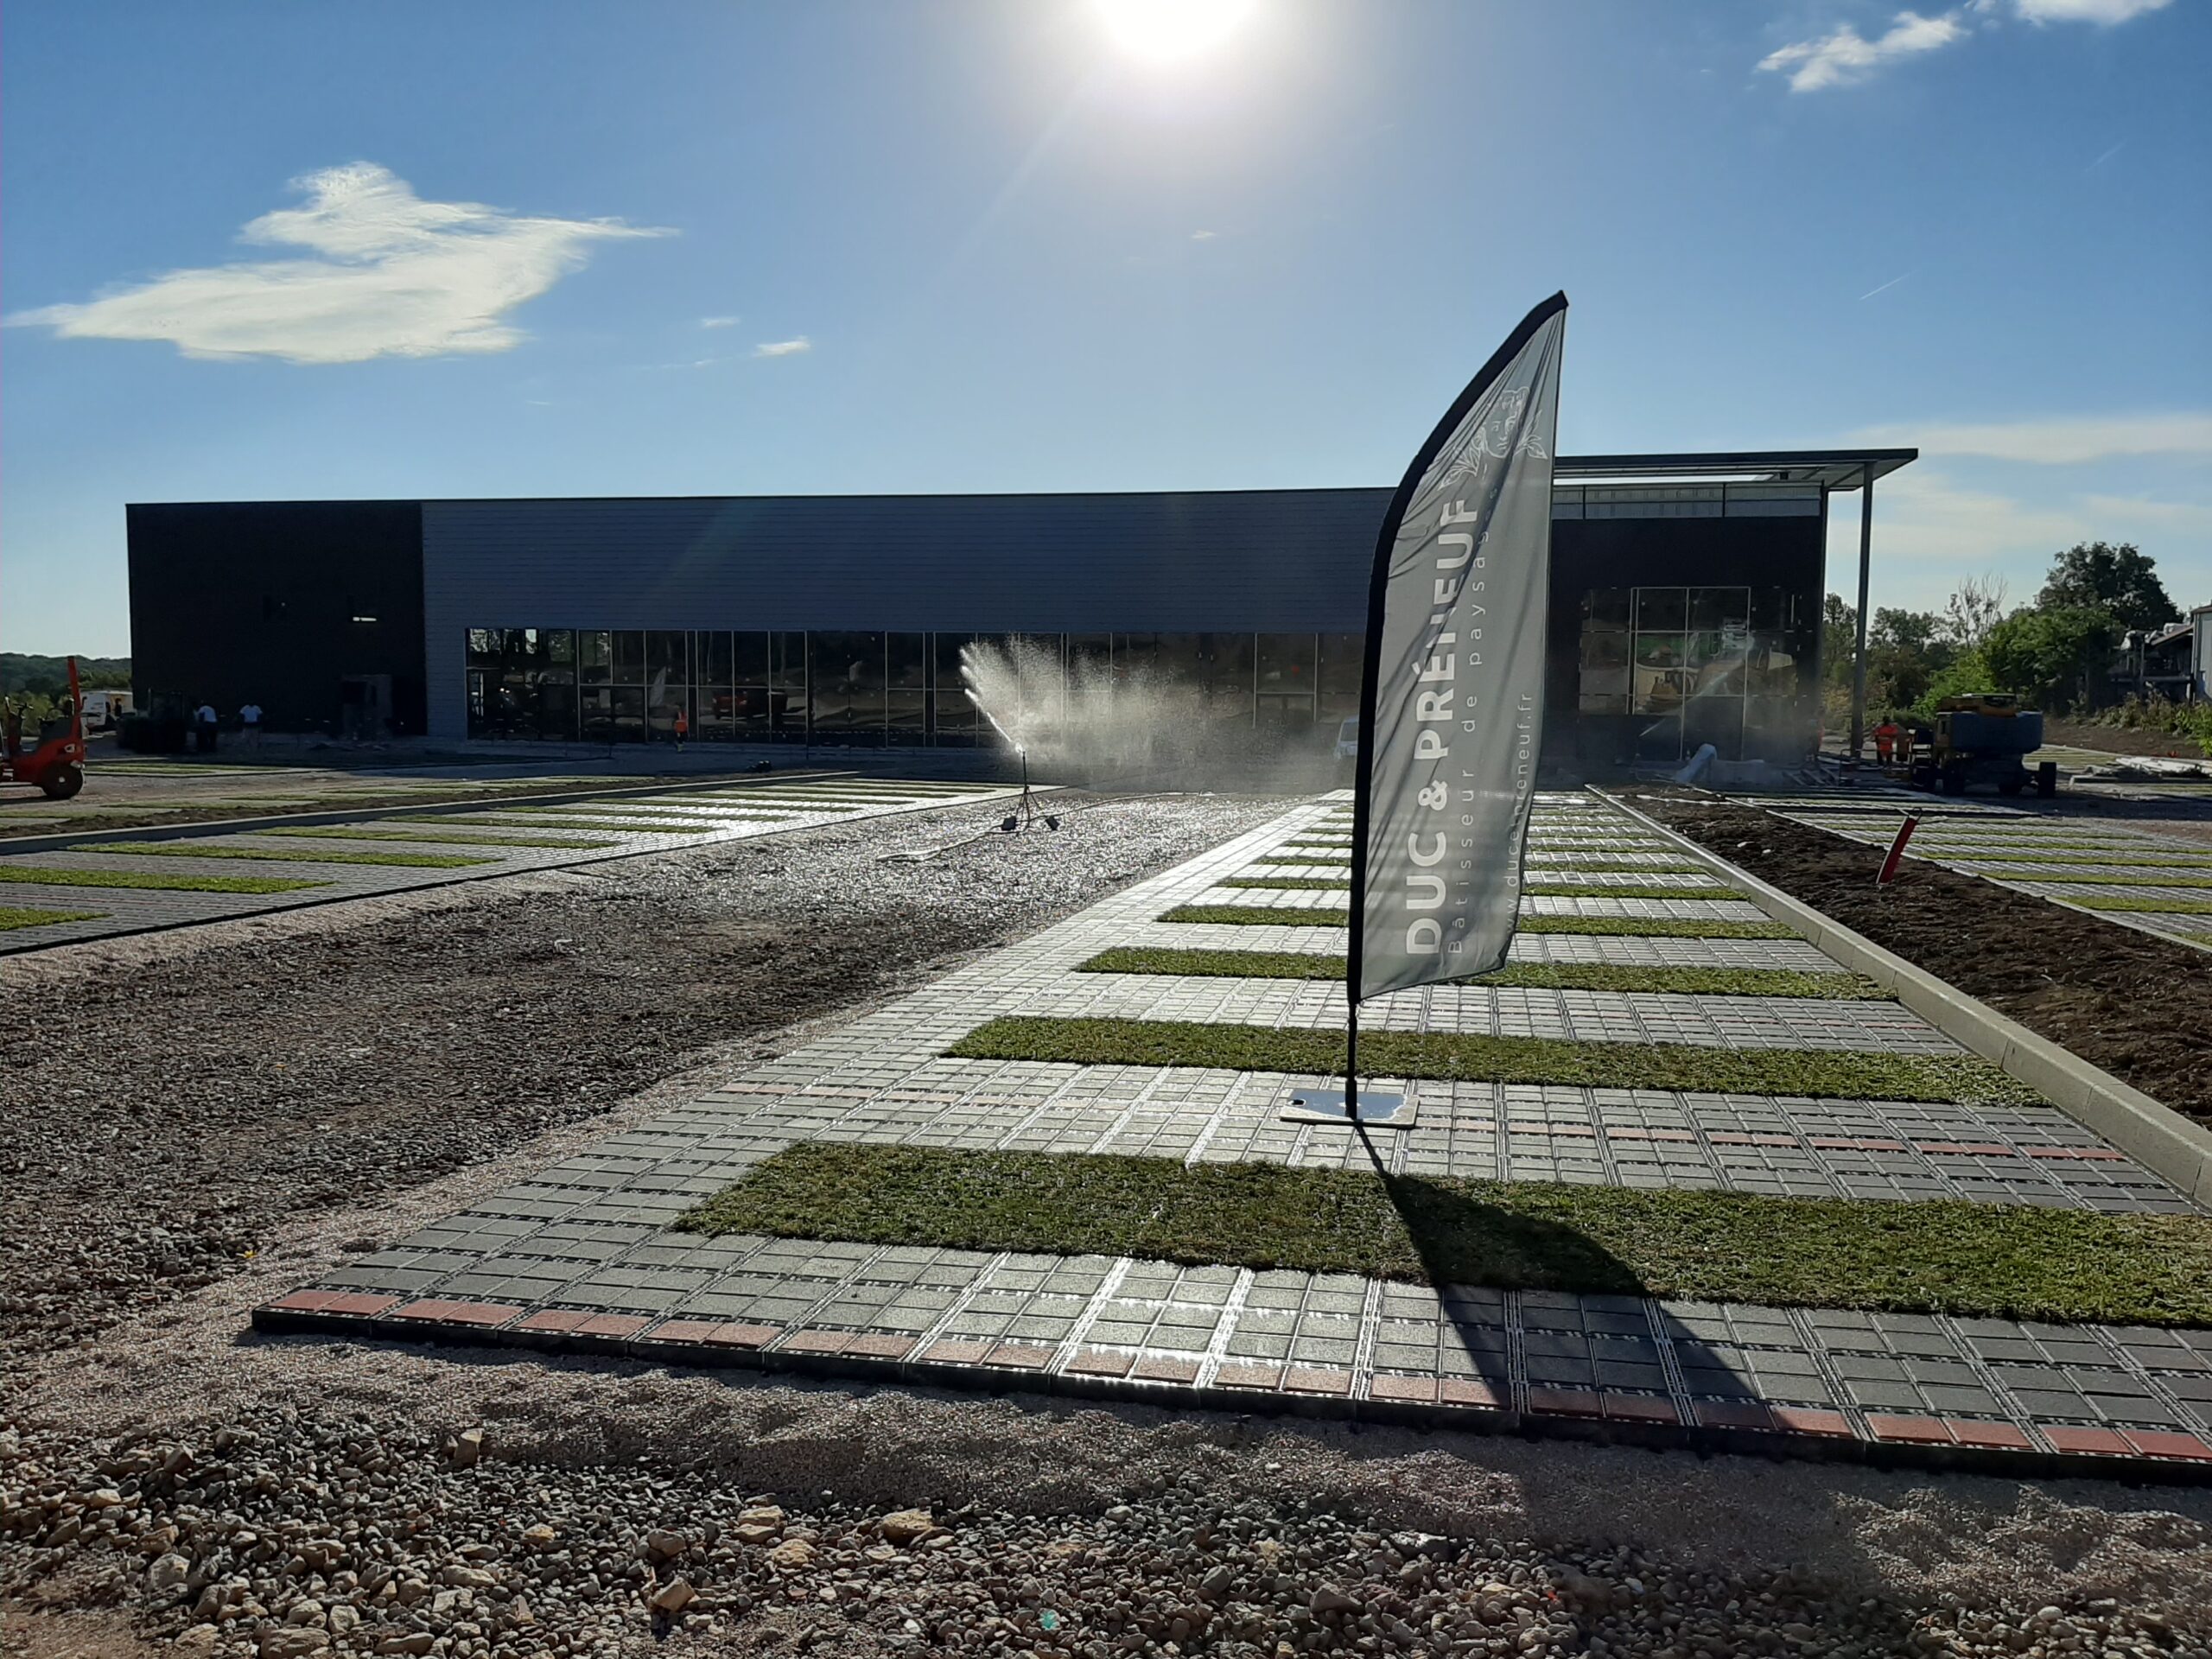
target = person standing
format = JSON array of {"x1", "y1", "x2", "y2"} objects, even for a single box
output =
[
  {"x1": 194, "y1": 700, "x2": 219, "y2": 754},
  {"x1": 239, "y1": 700, "x2": 264, "y2": 752},
  {"x1": 672, "y1": 706, "x2": 689, "y2": 750}
]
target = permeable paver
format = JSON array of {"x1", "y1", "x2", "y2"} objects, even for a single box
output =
[{"x1": 260, "y1": 791, "x2": 2212, "y2": 1479}]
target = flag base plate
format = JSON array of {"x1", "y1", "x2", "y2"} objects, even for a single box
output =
[{"x1": 1280, "y1": 1089, "x2": 1415, "y2": 1129}]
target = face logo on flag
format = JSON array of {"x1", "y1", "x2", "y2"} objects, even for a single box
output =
[{"x1": 1349, "y1": 293, "x2": 1567, "y2": 1007}]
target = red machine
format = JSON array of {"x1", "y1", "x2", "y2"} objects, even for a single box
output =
[{"x1": 2, "y1": 656, "x2": 88, "y2": 800}]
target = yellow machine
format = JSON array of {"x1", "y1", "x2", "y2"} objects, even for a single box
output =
[{"x1": 1909, "y1": 694, "x2": 2056, "y2": 798}]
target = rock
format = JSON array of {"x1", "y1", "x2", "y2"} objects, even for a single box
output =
[
  {"x1": 172, "y1": 1627, "x2": 220, "y2": 1657},
  {"x1": 643, "y1": 1528, "x2": 686, "y2": 1561},
  {"x1": 649, "y1": 1579, "x2": 696, "y2": 1614},
  {"x1": 257, "y1": 1631, "x2": 329, "y2": 1659},
  {"x1": 375, "y1": 1636, "x2": 435, "y2": 1657},
  {"x1": 327, "y1": 1606, "x2": 359, "y2": 1635},
  {"x1": 733, "y1": 1505, "x2": 785, "y2": 1545},
  {"x1": 767, "y1": 1538, "x2": 817, "y2": 1570},
  {"x1": 149, "y1": 1553, "x2": 194, "y2": 1592},
  {"x1": 878, "y1": 1509, "x2": 936, "y2": 1545},
  {"x1": 449, "y1": 1428, "x2": 484, "y2": 1470},
  {"x1": 521, "y1": 1524, "x2": 556, "y2": 1549},
  {"x1": 1199, "y1": 1563, "x2": 1236, "y2": 1601},
  {"x1": 1311, "y1": 1586, "x2": 1359, "y2": 1617},
  {"x1": 441, "y1": 1563, "x2": 494, "y2": 1588}
]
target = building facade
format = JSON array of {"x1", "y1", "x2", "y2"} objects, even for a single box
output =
[{"x1": 126, "y1": 450, "x2": 1912, "y2": 767}]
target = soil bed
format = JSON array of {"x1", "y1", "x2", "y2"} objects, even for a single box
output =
[{"x1": 1634, "y1": 793, "x2": 2212, "y2": 1122}]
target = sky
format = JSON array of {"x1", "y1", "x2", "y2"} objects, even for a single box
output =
[{"x1": 3, "y1": 0, "x2": 2207, "y2": 657}]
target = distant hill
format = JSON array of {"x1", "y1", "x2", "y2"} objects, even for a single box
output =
[{"x1": 0, "y1": 653, "x2": 132, "y2": 696}]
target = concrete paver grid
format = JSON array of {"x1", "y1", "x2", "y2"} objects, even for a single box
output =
[
  {"x1": 265, "y1": 791, "x2": 2212, "y2": 1477},
  {"x1": 0, "y1": 780, "x2": 1022, "y2": 954}
]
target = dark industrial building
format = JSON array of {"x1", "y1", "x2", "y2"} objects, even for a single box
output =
[{"x1": 124, "y1": 449, "x2": 1913, "y2": 767}]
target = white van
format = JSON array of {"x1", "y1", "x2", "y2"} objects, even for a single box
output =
[{"x1": 1333, "y1": 717, "x2": 1360, "y2": 761}]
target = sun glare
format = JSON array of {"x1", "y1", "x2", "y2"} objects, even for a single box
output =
[{"x1": 1095, "y1": 0, "x2": 1258, "y2": 65}]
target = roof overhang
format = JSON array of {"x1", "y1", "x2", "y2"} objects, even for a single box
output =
[{"x1": 1554, "y1": 449, "x2": 1916, "y2": 491}]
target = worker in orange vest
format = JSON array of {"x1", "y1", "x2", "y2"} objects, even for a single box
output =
[
  {"x1": 1873, "y1": 718, "x2": 1900, "y2": 764},
  {"x1": 673, "y1": 706, "x2": 690, "y2": 751}
]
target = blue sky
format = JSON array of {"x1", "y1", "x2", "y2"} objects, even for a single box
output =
[{"x1": 4, "y1": 0, "x2": 2206, "y2": 656}]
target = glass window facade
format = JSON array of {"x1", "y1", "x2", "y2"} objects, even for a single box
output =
[{"x1": 1574, "y1": 586, "x2": 1815, "y2": 765}]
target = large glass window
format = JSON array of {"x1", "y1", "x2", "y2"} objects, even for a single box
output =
[
  {"x1": 1317, "y1": 633, "x2": 1363, "y2": 725},
  {"x1": 887, "y1": 632, "x2": 928, "y2": 744},
  {"x1": 1256, "y1": 634, "x2": 1316, "y2": 726},
  {"x1": 810, "y1": 631, "x2": 884, "y2": 740},
  {"x1": 465, "y1": 627, "x2": 576, "y2": 740},
  {"x1": 933, "y1": 632, "x2": 984, "y2": 744},
  {"x1": 770, "y1": 632, "x2": 808, "y2": 740}
]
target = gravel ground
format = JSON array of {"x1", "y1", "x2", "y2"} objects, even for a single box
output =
[{"x1": 6, "y1": 788, "x2": 2212, "y2": 1657}]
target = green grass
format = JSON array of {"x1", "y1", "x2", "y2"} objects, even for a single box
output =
[
  {"x1": 73, "y1": 842, "x2": 493, "y2": 869},
  {"x1": 678, "y1": 1144, "x2": 2212, "y2": 1326},
  {"x1": 1218, "y1": 874, "x2": 1730, "y2": 902},
  {"x1": 0, "y1": 905, "x2": 102, "y2": 931},
  {"x1": 2065, "y1": 895, "x2": 2212, "y2": 915},
  {"x1": 1072, "y1": 946, "x2": 1889, "y2": 999},
  {"x1": 407, "y1": 815, "x2": 728, "y2": 834},
  {"x1": 1160, "y1": 904, "x2": 1799, "y2": 939},
  {"x1": 1963, "y1": 856, "x2": 2212, "y2": 870},
  {"x1": 946, "y1": 1015, "x2": 2043, "y2": 1106},
  {"x1": 0, "y1": 865, "x2": 326, "y2": 893},
  {"x1": 264, "y1": 827, "x2": 621, "y2": 850}
]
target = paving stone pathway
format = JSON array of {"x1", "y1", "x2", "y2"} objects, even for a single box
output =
[
  {"x1": 0, "y1": 778, "x2": 1022, "y2": 954},
  {"x1": 259, "y1": 792, "x2": 2212, "y2": 1480}
]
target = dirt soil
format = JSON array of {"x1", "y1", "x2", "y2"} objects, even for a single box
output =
[
  {"x1": 1633, "y1": 793, "x2": 2212, "y2": 1122},
  {"x1": 2044, "y1": 719, "x2": 2209, "y2": 761},
  {"x1": 0, "y1": 791, "x2": 1279, "y2": 1370}
]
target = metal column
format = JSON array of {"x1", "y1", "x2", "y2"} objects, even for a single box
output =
[{"x1": 1849, "y1": 463, "x2": 1874, "y2": 761}]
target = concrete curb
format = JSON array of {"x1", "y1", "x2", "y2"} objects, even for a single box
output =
[
  {"x1": 0, "y1": 768, "x2": 861, "y2": 857},
  {"x1": 1597, "y1": 788, "x2": 2212, "y2": 1209}
]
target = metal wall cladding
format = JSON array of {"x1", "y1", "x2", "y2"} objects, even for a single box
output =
[{"x1": 420, "y1": 491, "x2": 1395, "y2": 737}]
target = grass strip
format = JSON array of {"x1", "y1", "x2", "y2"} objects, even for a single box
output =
[
  {"x1": 408, "y1": 815, "x2": 727, "y2": 834},
  {"x1": 0, "y1": 905, "x2": 102, "y2": 931},
  {"x1": 73, "y1": 842, "x2": 493, "y2": 869},
  {"x1": 1074, "y1": 946, "x2": 1889, "y2": 999},
  {"x1": 0, "y1": 865, "x2": 326, "y2": 893},
  {"x1": 264, "y1": 827, "x2": 620, "y2": 850},
  {"x1": 1160, "y1": 904, "x2": 1798, "y2": 939},
  {"x1": 2065, "y1": 896, "x2": 2212, "y2": 915},
  {"x1": 1218, "y1": 875, "x2": 1729, "y2": 902},
  {"x1": 1960, "y1": 856, "x2": 2212, "y2": 871},
  {"x1": 945, "y1": 1015, "x2": 2040, "y2": 1106},
  {"x1": 678, "y1": 1144, "x2": 2212, "y2": 1326}
]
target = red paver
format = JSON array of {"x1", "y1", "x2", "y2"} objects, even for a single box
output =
[
  {"x1": 1769, "y1": 1407, "x2": 1853, "y2": 1439},
  {"x1": 1368, "y1": 1375, "x2": 1438, "y2": 1405},
  {"x1": 1213, "y1": 1363, "x2": 1284, "y2": 1390},
  {"x1": 1437, "y1": 1378, "x2": 1506, "y2": 1409},
  {"x1": 1694, "y1": 1400, "x2": 1775, "y2": 1432},
  {"x1": 780, "y1": 1329, "x2": 855, "y2": 1355},
  {"x1": 918, "y1": 1339, "x2": 992, "y2": 1365},
  {"x1": 388, "y1": 1299, "x2": 516, "y2": 1327},
  {"x1": 1527, "y1": 1389, "x2": 1605, "y2": 1419},
  {"x1": 1130, "y1": 1356, "x2": 1201, "y2": 1385},
  {"x1": 1604, "y1": 1393, "x2": 1682, "y2": 1425},
  {"x1": 265, "y1": 1289, "x2": 399, "y2": 1319},
  {"x1": 986, "y1": 1343, "x2": 1058, "y2": 1371},
  {"x1": 2041, "y1": 1426, "x2": 2132, "y2": 1456},
  {"x1": 1065, "y1": 1349, "x2": 1135, "y2": 1379},
  {"x1": 1945, "y1": 1420, "x2": 2034, "y2": 1452},
  {"x1": 1866, "y1": 1414, "x2": 1955, "y2": 1446},
  {"x1": 844, "y1": 1333, "x2": 916, "y2": 1361},
  {"x1": 513, "y1": 1309, "x2": 594, "y2": 1334},
  {"x1": 2121, "y1": 1430, "x2": 2212, "y2": 1462},
  {"x1": 1281, "y1": 1366, "x2": 1353, "y2": 1396}
]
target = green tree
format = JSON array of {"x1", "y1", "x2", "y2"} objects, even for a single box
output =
[
  {"x1": 1980, "y1": 606, "x2": 2123, "y2": 712},
  {"x1": 1867, "y1": 608, "x2": 1953, "y2": 712},
  {"x1": 2036, "y1": 543, "x2": 2177, "y2": 632},
  {"x1": 1821, "y1": 594, "x2": 1857, "y2": 689}
]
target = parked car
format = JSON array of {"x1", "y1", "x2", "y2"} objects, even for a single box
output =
[{"x1": 1333, "y1": 717, "x2": 1361, "y2": 761}]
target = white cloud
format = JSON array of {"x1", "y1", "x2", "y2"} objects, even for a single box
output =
[
  {"x1": 2015, "y1": 0, "x2": 2171, "y2": 22},
  {"x1": 1761, "y1": 0, "x2": 2171, "y2": 91},
  {"x1": 753, "y1": 336, "x2": 811, "y2": 359},
  {"x1": 1758, "y1": 10, "x2": 1966, "y2": 92},
  {"x1": 1190, "y1": 229, "x2": 1218, "y2": 241},
  {"x1": 5, "y1": 162, "x2": 668, "y2": 365},
  {"x1": 699, "y1": 315, "x2": 740, "y2": 328},
  {"x1": 1856, "y1": 412, "x2": 2212, "y2": 464},
  {"x1": 2077, "y1": 494, "x2": 2212, "y2": 529}
]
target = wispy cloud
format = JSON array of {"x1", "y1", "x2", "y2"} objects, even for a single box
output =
[
  {"x1": 699, "y1": 315, "x2": 740, "y2": 329},
  {"x1": 1858, "y1": 272, "x2": 1911, "y2": 302},
  {"x1": 2084, "y1": 140, "x2": 2128, "y2": 171},
  {"x1": 1761, "y1": 0, "x2": 2171, "y2": 92},
  {"x1": 1190, "y1": 230, "x2": 1218, "y2": 241},
  {"x1": 753, "y1": 337, "x2": 810, "y2": 359},
  {"x1": 1856, "y1": 413, "x2": 2212, "y2": 464},
  {"x1": 5, "y1": 163, "x2": 669, "y2": 365},
  {"x1": 2015, "y1": 0, "x2": 2171, "y2": 21},
  {"x1": 1758, "y1": 10, "x2": 1966, "y2": 92}
]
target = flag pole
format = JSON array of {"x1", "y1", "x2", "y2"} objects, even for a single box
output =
[{"x1": 1344, "y1": 1001, "x2": 1359, "y2": 1119}]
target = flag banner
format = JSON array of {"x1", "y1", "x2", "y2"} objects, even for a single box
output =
[{"x1": 1350, "y1": 292, "x2": 1567, "y2": 1005}]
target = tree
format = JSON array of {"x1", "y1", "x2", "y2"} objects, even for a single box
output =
[
  {"x1": 1821, "y1": 594, "x2": 1857, "y2": 690},
  {"x1": 1981, "y1": 605, "x2": 2123, "y2": 712},
  {"x1": 2036, "y1": 543, "x2": 2177, "y2": 632},
  {"x1": 1866, "y1": 608, "x2": 1952, "y2": 711},
  {"x1": 1941, "y1": 573, "x2": 2009, "y2": 650}
]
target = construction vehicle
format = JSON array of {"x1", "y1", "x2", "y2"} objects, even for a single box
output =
[
  {"x1": 1907, "y1": 693, "x2": 2056, "y2": 798},
  {"x1": 2, "y1": 656, "x2": 88, "y2": 800}
]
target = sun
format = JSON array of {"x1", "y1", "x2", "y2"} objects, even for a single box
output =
[{"x1": 1094, "y1": 0, "x2": 1258, "y2": 65}]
